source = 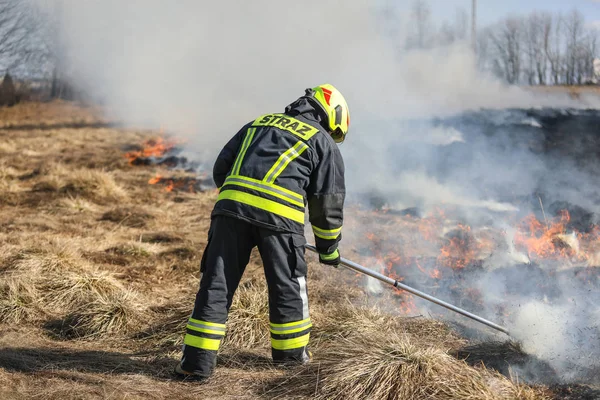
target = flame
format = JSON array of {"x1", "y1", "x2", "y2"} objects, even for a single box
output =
[
  {"x1": 148, "y1": 175, "x2": 162, "y2": 185},
  {"x1": 359, "y1": 205, "x2": 600, "y2": 319},
  {"x1": 125, "y1": 137, "x2": 178, "y2": 165},
  {"x1": 417, "y1": 208, "x2": 445, "y2": 241},
  {"x1": 514, "y1": 210, "x2": 581, "y2": 261},
  {"x1": 148, "y1": 173, "x2": 205, "y2": 193},
  {"x1": 437, "y1": 224, "x2": 481, "y2": 269},
  {"x1": 396, "y1": 294, "x2": 418, "y2": 314}
]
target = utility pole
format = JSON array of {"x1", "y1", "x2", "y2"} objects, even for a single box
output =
[{"x1": 471, "y1": 0, "x2": 477, "y2": 53}]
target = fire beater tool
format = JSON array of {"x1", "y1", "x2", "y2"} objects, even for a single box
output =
[{"x1": 305, "y1": 244, "x2": 510, "y2": 336}]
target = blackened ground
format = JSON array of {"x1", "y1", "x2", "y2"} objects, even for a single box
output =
[{"x1": 360, "y1": 108, "x2": 600, "y2": 225}]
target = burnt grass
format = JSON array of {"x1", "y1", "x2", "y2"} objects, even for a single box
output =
[{"x1": 1, "y1": 101, "x2": 599, "y2": 399}]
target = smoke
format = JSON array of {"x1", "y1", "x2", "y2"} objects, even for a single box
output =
[
  {"x1": 511, "y1": 302, "x2": 592, "y2": 382},
  {"x1": 45, "y1": 0, "x2": 600, "y2": 385},
  {"x1": 49, "y1": 1, "x2": 588, "y2": 146}
]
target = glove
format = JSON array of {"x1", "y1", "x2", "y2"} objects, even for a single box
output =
[{"x1": 319, "y1": 249, "x2": 340, "y2": 267}]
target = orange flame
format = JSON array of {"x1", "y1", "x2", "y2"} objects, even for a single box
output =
[
  {"x1": 148, "y1": 174, "x2": 203, "y2": 193},
  {"x1": 148, "y1": 175, "x2": 162, "y2": 185},
  {"x1": 125, "y1": 137, "x2": 178, "y2": 165},
  {"x1": 514, "y1": 210, "x2": 578, "y2": 261},
  {"x1": 358, "y1": 205, "x2": 600, "y2": 317},
  {"x1": 437, "y1": 224, "x2": 481, "y2": 269}
]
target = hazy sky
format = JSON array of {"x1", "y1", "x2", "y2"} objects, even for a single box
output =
[{"x1": 427, "y1": 0, "x2": 600, "y2": 26}]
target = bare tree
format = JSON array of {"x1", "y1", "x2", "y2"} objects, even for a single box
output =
[
  {"x1": 438, "y1": 22, "x2": 456, "y2": 46},
  {"x1": 410, "y1": 0, "x2": 432, "y2": 49},
  {"x1": 564, "y1": 10, "x2": 585, "y2": 84},
  {"x1": 541, "y1": 13, "x2": 562, "y2": 85},
  {"x1": 528, "y1": 13, "x2": 548, "y2": 85},
  {"x1": 587, "y1": 29, "x2": 599, "y2": 82},
  {"x1": 454, "y1": 8, "x2": 470, "y2": 42},
  {"x1": 489, "y1": 17, "x2": 524, "y2": 84},
  {"x1": 476, "y1": 27, "x2": 492, "y2": 72},
  {"x1": 0, "y1": 0, "x2": 31, "y2": 72},
  {"x1": 524, "y1": 15, "x2": 538, "y2": 84}
]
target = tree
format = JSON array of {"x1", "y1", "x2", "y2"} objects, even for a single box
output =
[
  {"x1": 476, "y1": 27, "x2": 492, "y2": 72},
  {"x1": 438, "y1": 7, "x2": 469, "y2": 46},
  {"x1": 409, "y1": 0, "x2": 432, "y2": 49},
  {"x1": 489, "y1": 17, "x2": 524, "y2": 84},
  {"x1": 0, "y1": 0, "x2": 31, "y2": 73},
  {"x1": 524, "y1": 13, "x2": 548, "y2": 85},
  {"x1": 0, "y1": 0, "x2": 69, "y2": 97},
  {"x1": 586, "y1": 29, "x2": 599, "y2": 82},
  {"x1": 541, "y1": 13, "x2": 562, "y2": 85},
  {"x1": 564, "y1": 10, "x2": 585, "y2": 84}
]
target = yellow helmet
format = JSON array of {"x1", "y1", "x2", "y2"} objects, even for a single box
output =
[{"x1": 306, "y1": 84, "x2": 350, "y2": 143}]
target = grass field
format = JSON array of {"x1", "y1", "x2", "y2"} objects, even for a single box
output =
[{"x1": 0, "y1": 101, "x2": 557, "y2": 399}]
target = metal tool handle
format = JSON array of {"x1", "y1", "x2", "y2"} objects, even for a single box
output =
[{"x1": 305, "y1": 244, "x2": 510, "y2": 336}]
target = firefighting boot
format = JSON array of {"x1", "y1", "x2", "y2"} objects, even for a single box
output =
[
  {"x1": 175, "y1": 348, "x2": 217, "y2": 382},
  {"x1": 273, "y1": 346, "x2": 312, "y2": 367},
  {"x1": 173, "y1": 363, "x2": 209, "y2": 382},
  {"x1": 173, "y1": 363, "x2": 208, "y2": 382}
]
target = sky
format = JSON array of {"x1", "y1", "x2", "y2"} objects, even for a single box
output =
[{"x1": 425, "y1": 0, "x2": 600, "y2": 27}]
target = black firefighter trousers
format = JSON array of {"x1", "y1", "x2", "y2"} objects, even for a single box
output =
[{"x1": 180, "y1": 215, "x2": 311, "y2": 377}]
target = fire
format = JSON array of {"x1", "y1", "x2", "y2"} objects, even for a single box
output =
[
  {"x1": 125, "y1": 137, "x2": 178, "y2": 165},
  {"x1": 125, "y1": 135, "x2": 211, "y2": 194},
  {"x1": 417, "y1": 208, "x2": 446, "y2": 241},
  {"x1": 514, "y1": 210, "x2": 583, "y2": 262},
  {"x1": 148, "y1": 175, "x2": 162, "y2": 185},
  {"x1": 396, "y1": 293, "x2": 418, "y2": 314},
  {"x1": 358, "y1": 205, "x2": 600, "y2": 320},
  {"x1": 148, "y1": 173, "x2": 208, "y2": 193},
  {"x1": 437, "y1": 224, "x2": 481, "y2": 269}
]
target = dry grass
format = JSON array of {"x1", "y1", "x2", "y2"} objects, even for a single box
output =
[
  {"x1": 0, "y1": 100, "x2": 105, "y2": 128},
  {"x1": 33, "y1": 164, "x2": 129, "y2": 203},
  {"x1": 0, "y1": 275, "x2": 41, "y2": 324},
  {"x1": 6, "y1": 244, "x2": 82, "y2": 274},
  {"x1": 139, "y1": 275, "x2": 270, "y2": 351},
  {"x1": 41, "y1": 270, "x2": 128, "y2": 311},
  {"x1": 100, "y1": 206, "x2": 155, "y2": 228},
  {"x1": 58, "y1": 290, "x2": 148, "y2": 338},
  {"x1": 0, "y1": 102, "x2": 560, "y2": 399},
  {"x1": 265, "y1": 328, "x2": 548, "y2": 400},
  {"x1": 223, "y1": 278, "x2": 271, "y2": 349}
]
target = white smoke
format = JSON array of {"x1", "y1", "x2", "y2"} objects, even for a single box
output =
[
  {"x1": 511, "y1": 300, "x2": 600, "y2": 382},
  {"x1": 48, "y1": 1, "x2": 588, "y2": 148}
]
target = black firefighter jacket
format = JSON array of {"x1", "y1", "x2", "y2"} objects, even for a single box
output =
[{"x1": 211, "y1": 97, "x2": 345, "y2": 254}]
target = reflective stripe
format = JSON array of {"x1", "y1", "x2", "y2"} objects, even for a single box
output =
[
  {"x1": 227, "y1": 175, "x2": 302, "y2": 202},
  {"x1": 252, "y1": 114, "x2": 319, "y2": 140},
  {"x1": 298, "y1": 277, "x2": 310, "y2": 320},
  {"x1": 270, "y1": 325, "x2": 312, "y2": 335},
  {"x1": 271, "y1": 333, "x2": 310, "y2": 350},
  {"x1": 189, "y1": 318, "x2": 226, "y2": 330},
  {"x1": 320, "y1": 250, "x2": 339, "y2": 261},
  {"x1": 270, "y1": 319, "x2": 312, "y2": 334},
  {"x1": 264, "y1": 141, "x2": 309, "y2": 184},
  {"x1": 224, "y1": 175, "x2": 303, "y2": 208},
  {"x1": 218, "y1": 190, "x2": 304, "y2": 224},
  {"x1": 186, "y1": 324, "x2": 226, "y2": 336},
  {"x1": 270, "y1": 318, "x2": 311, "y2": 328},
  {"x1": 184, "y1": 334, "x2": 221, "y2": 351},
  {"x1": 312, "y1": 225, "x2": 342, "y2": 240},
  {"x1": 231, "y1": 128, "x2": 256, "y2": 175}
]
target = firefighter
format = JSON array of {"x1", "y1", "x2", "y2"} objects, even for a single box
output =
[{"x1": 175, "y1": 84, "x2": 349, "y2": 380}]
